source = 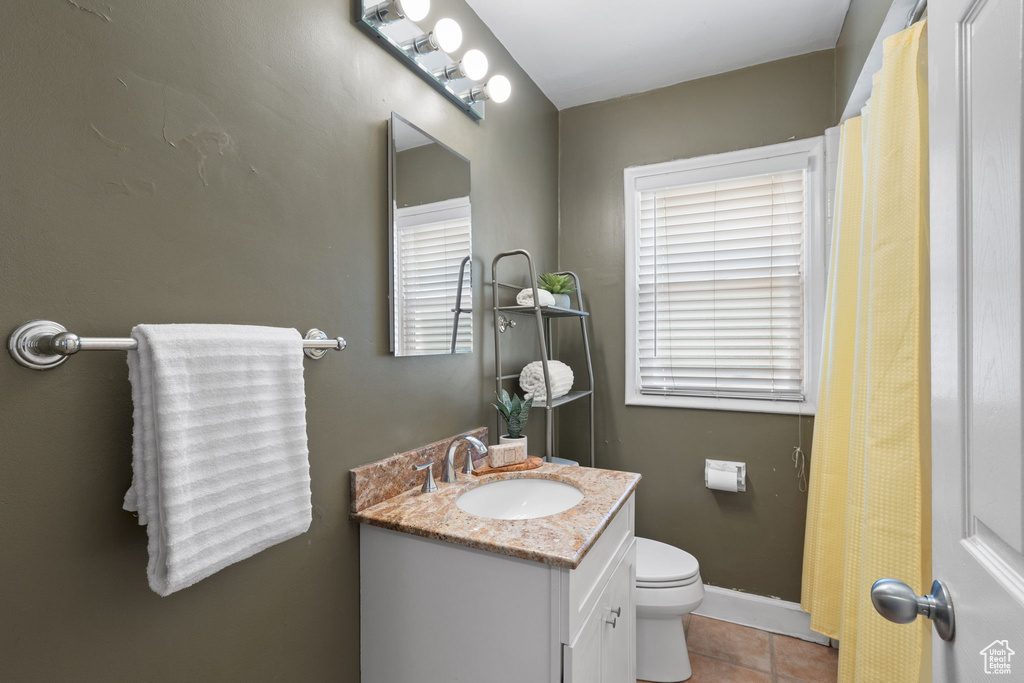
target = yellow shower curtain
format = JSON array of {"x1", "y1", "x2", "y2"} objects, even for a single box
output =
[{"x1": 801, "y1": 21, "x2": 930, "y2": 683}]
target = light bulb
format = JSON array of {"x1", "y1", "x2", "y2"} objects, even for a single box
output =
[
  {"x1": 485, "y1": 75, "x2": 511, "y2": 103},
  {"x1": 396, "y1": 0, "x2": 429, "y2": 22},
  {"x1": 461, "y1": 49, "x2": 488, "y2": 81},
  {"x1": 432, "y1": 18, "x2": 462, "y2": 53}
]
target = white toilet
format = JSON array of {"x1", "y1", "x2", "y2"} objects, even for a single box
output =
[{"x1": 635, "y1": 537, "x2": 704, "y2": 682}]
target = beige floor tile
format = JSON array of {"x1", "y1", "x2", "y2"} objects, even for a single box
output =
[
  {"x1": 686, "y1": 615, "x2": 772, "y2": 672},
  {"x1": 688, "y1": 654, "x2": 773, "y2": 682},
  {"x1": 773, "y1": 634, "x2": 839, "y2": 683}
]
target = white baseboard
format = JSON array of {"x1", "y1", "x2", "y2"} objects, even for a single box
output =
[{"x1": 692, "y1": 585, "x2": 831, "y2": 646}]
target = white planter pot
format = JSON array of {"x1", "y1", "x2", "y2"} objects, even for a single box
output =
[
  {"x1": 551, "y1": 293, "x2": 571, "y2": 308},
  {"x1": 499, "y1": 434, "x2": 527, "y2": 456}
]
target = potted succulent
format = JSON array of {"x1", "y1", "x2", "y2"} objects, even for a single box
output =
[
  {"x1": 538, "y1": 273, "x2": 576, "y2": 309},
  {"x1": 493, "y1": 389, "x2": 533, "y2": 453}
]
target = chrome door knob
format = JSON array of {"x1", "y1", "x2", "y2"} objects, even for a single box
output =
[{"x1": 870, "y1": 578, "x2": 955, "y2": 641}]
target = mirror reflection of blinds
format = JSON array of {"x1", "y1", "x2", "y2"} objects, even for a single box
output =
[
  {"x1": 398, "y1": 217, "x2": 472, "y2": 355},
  {"x1": 637, "y1": 170, "x2": 805, "y2": 400}
]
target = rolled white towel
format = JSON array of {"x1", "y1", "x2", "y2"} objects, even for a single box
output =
[
  {"x1": 519, "y1": 360, "x2": 574, "y2": 404},
  {"x1": 516, "y1": 288, "x2": 555, "y2": 307}
]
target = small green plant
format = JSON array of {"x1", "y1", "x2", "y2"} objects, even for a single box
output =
[
  {"x1": 492, "y1": 389, "x2": 533, "y2": 439},
  {"x1": 538, "y1": 273, "x2": 576, "y2": 295}
]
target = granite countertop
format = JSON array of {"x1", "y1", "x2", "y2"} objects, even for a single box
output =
[{"x1": 351, "y1": 462, "x2": 641, "y2": 569}]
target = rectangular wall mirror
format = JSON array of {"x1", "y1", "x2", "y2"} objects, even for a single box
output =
[{"x1": 389, "y1": 113, "x2": 473, "y2": 356}]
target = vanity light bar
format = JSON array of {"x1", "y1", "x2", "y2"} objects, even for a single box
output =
[{"x1": 357, "y1": 0, "x2": 511, "y2": 119}]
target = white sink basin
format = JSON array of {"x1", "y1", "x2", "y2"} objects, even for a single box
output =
[{"x1": 456, "y1": 478, "x2": 584, "y2": 520}]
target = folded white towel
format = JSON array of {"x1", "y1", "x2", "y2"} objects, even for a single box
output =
[
  {"x1": 519, "y1": 360, "x2": 574, "y2": 404},
  {"x1": 124, "y1": 324, "x2": 312, "y2": 596},
  {"x1": 516, "y1": 288, "x2": 555, "y2": 307}
]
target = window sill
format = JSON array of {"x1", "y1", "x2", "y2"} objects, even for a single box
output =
[{"x1": 625, "y1": 392, "x2": 816, "y2": 416}]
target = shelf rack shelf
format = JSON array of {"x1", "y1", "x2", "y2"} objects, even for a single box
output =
[
  {"x1": 497, "y1": 305, "x2": 590, "y2": 318},
  {"x1": 535, "y1": 389, "x2": 593, "y2": 409},
  {"x1": 491, "y1": 249, "x2": 595, "y2": 467}
]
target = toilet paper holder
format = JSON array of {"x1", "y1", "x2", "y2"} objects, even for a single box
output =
[{"x1": 705, "y1": 459, "x2": 746, "y2": 492}]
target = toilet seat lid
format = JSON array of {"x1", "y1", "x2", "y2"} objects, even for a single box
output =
[{"x1": 636, "y1": 537, "x2": 700, "y2": 584}]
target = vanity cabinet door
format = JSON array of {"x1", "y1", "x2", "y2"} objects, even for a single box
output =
[
  {"x1": 563, "y1": 541, "x2": 636, "y2": 683},
  {"x1": 563, "y1": 598, "x2": 604, "y2": 683},
  {"x1": 600, "y1": 543, "x2": 636, "y2": 682}
]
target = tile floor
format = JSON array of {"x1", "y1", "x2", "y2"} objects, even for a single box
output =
[{"x1": 638, "y1": 615, "x2": 839, "y2": 683}]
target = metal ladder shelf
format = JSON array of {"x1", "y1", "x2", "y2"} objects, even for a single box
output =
[{"x1": 491, "y1": 249, "x2": 595, "y2": 467}]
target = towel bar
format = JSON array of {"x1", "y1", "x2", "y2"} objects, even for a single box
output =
[{"x1": 7, "y1": 320, "x2": 347, "y2": 371}]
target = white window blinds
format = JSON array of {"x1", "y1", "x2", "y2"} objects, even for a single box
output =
[
  {"x1": 636, "y1": 170, "x2": 807, "y2": 401},
  {"x1": 395, "y1": 206, "x2": 472, "y2": 355}
]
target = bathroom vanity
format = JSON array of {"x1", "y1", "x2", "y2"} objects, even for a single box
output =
[{"x1": 352, "y1": 459, "x2": 640, "y2": 683}]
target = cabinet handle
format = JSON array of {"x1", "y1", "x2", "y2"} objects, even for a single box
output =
[
  {"x1": 604, "y1": 615, "x2": 617, "y2": 628},
  {"x1": 610, "y1": 606, "x2": 621, "y2": 617}
]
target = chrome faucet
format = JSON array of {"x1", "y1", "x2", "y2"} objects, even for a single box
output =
[{"x1": 443, "y1": 435, "x2": 487, "y2": 483}]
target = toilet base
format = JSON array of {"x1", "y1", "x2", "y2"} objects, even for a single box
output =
[{"x1": 636, "y1": 616, "x2": 692, "y2": 682}]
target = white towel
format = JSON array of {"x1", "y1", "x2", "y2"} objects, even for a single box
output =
[
  {"x1": 516, "y1": 288, "x2": 555, "y2": 307},
  {"x1": 124, "y1": 324, "x2": 312, "y2": 596},
  {"x1": 519, "y1": 360, "x2": 574, "y2": 404}
]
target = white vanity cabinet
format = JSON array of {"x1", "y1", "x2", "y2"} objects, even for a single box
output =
[{"x1": 359, "y1": 495, "x2": 635, "y2": 683}]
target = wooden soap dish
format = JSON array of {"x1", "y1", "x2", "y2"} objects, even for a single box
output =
[{"x1": 472, "y1": 456, "x2": 544, "y2": 476}]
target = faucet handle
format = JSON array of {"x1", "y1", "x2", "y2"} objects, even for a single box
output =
[
  {"x1": 464, "y1": 438, "x2": 487, "y2": 474},
  {"x1": 449, "y1": 435, "x2": 488, "y2": 478},
  {"x1": 413, "y1": 461, "x2": 439, "y2": 493}
]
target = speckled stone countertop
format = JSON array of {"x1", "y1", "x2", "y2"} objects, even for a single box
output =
[{"x1": 351, "y1": 462, "x2": 641, "y2": 569}]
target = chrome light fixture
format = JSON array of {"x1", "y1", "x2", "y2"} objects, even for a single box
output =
[
  {"x1": 355, "y1": 1, "x2": 510, "y2": 120},
  {"x1": 463, "y1": 75, "x2": 512, "y2": 104},
  {"x1": 365, "y1": 0, "x2": 430, "y2": 25},
  {"x1": 407, "y1": 17, "x2": 462, "y2": 55},
  {"x1": 435, "y1": 48, "x2": 488, "y2": 82}
]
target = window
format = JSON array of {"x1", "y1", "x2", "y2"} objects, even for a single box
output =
[
  {"x1": 624, "y1": 138, "x2": 825, "y2": 414},
  {"x1": 394, "y1": 197, "x2": 472, "y2": 355}
]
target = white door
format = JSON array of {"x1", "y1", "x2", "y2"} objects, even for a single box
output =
[{"x1": 929, "y1": 0, "x2": 1024, "y2": 679}]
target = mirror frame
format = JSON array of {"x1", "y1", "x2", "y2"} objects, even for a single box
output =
[{"x1": 388, "y1": 112, "x2": 473, "y2": 355}]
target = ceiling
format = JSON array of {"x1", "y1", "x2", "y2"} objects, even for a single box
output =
[{"x1": 464, "y1": 0, "x2": 852, "y2": 110}]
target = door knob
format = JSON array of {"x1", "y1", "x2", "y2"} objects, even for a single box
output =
[{"x1": 870, "y1": 579, "x2": 955, "y2": 641}]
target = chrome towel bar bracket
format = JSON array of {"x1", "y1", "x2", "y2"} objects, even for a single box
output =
[{"x1": 7, "y1": 320, "x2": 347, "y2": 371}]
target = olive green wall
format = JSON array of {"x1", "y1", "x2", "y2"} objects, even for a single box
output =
[
  {"x1": 836, "y1": 0, "x2": 894, "y2": 111},
  {"x1": 0, "y1": 1, "x2": 556, "y2": 680},
  {"x1": 556, "y1": 51, "x2": 836, "y2": 602}
]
